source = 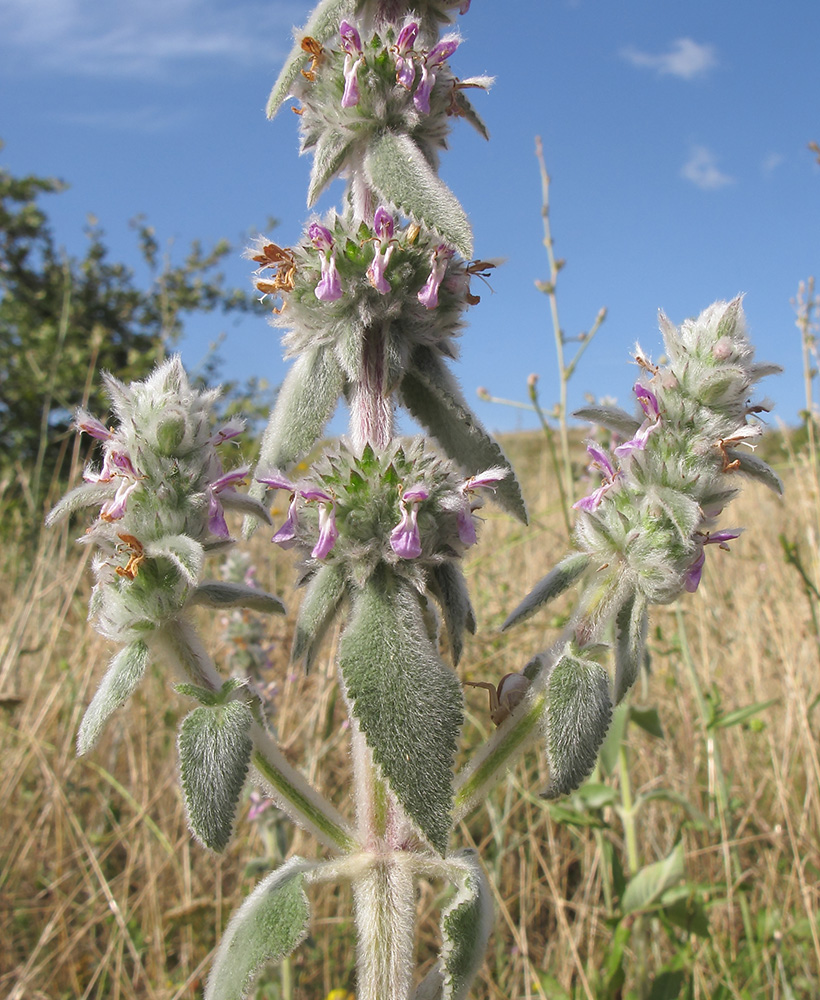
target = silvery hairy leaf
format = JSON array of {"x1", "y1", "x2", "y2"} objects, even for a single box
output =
[
  {"x1": 339, "y1": 570, "x2": 463, "y2": 854},
  {"x1": 291, "y1": 561, "x2": 348, "y2": 671},
  {"x1": 247, "y1": 347, "x2": 345, "y2": 514},
  {"x1": 308, "y1": 128, "x2": 354, "y2": 206},
  {"x1": 614, "y1": 590, "x2": 648, "y2": 704},
  {"x1": 265, "y1": 0, "x2": 357, "y2": 119},
  {"x1": 414, "y1": 849, "x2": 494, "y2": 1000},
  {"x1": 725, "y1": 449, "x2": 784, "y2": 495},
  {"x1": 45, "y1": 481, "x2": 116, "y2": 527},
  {"x1": 572, "y1": 405, "x2": 642, "y2": 438},
  {"x1": 77, "y1": 640, "x2": 150, "y2": 755},
  {"x1": 501, "y1": 552, "x2": 591, "y2": 631},
  {"x1": 145, "y1": 535, "x2": 204, "y2": 586},
  {"x1": 541, "y1": 650, "x2": 612, "y2": 799},
  {"x1": 189, "y1": 582, "x2": 286, "y2": 615},
  {"x1": 428, "y1": 562, "x2": 476, "y2": 666},
  {"x1": 205, "y1": 857, "x2": 315, "y2": 1000},
  {"x1": 364, "y1": 131, "x2": 473, "y2": 258},
  {"x1": 178, "y1": 701, "x2": 254, "y2": 852},
  {"x1": 400, "y1": 346, "x2": 527, "y2": 523}
]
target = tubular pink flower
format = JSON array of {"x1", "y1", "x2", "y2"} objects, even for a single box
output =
[
  {"x1": 456, "y1": 506, "x2": 477, "y2": 546},
  {"x1": 461, "y1": 467, "x2": 508, "y2": 492},
  {"x1": 210, "y1": 419, "x2": 244, "y2": 445},
  {"x1": 207, "y1": 466, "x2": 249, "y2": 538},
  {"x1": 312, "y1": 502, "x2": 339, "y2": 559},
  {"x1": 257, "y1": 473, "x2": 298, "y2": 493},
  {"x1": 100, "y1": 477, "x2": 139, "y2": 521},
  {"x1": 315, "y1": 253, "x2": 342, "y2": 301},
  {"x1": 76, "y1": 412, "x2": 113, "y2": 441},
  {"x1": 684, "y1": 529, "x2": 742, "y2": 593},
  {"x1": 340, "y1": 21, "x2": 363, "y2": 108},
  {"x1": 418, "y1": 244, "x2": 455, "y2": 309},
  {"x1": 614, "y1": 382, "x2": 662, "y2": 458},
  {"x1": 394, "y1": 22, "x2": 418, "y2": 89},
  {"x1": 390, "y1": 500, "x2": 422, "y2": 559},
  {"x1": 373, "y1": 207, "x2": 395, "y2": 241},
  {"x1": 414, "y1": 37, "x2": 459, "y2": 113},
  {"x1": 572, "y1": 443, "x2": 619, "y2": 512},
  {"x1": 308, "y1": 222, "x2": 334, "y2": 251},
  {"x1": 367, "y1": 244, "x2": 394, "y2": 294},
  {"x1": 272, "y1": 495, "x2": 300, "y2": 549}
]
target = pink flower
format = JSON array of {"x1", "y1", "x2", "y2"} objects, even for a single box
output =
[
  {"x1": 572, "y1": 444, "x2": 619, "y2": 512},
  {"x1": 394, "y1": 22, "x2": 418, "y2": 89},
  {"x1": 367, "y1": 208, "x2": 396, "y2": 294},
  {"x1": 684, "y1": 530, "x2": 742, "y2": 593},
  {"x1": 340, "y1": 21, "x2": 364, "y2": 108},
  {"x1": 418, "y1": 244, "x2": 455, "y2": 309},
  {"x1": 390, "y1": 488, "x2": 429, "y2": 559},
  {"x1": 311, "y1": 501, "x2": 338, "y2": 559},
  {"x1": 414, "y1": 36, "x2": 459, "y2": 113},
  {"x1": 614, "y1": 383, "x2": 661, "y2": 459},
  {"x1": 207, "y1": 466, "x2": 250, "y2": 538}
]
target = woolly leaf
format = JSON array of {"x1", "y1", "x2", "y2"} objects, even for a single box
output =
[
  {"x1": 364, "y1": 131, "x2": 473, "y2": 258},
  {"x1": 502, "y1": 553, "x2": 591, "y2": 631},
  {"x1": 291, "y1": 562, "x2": 348, "y2": 670},
  {"x1": 428, "y1": 562, "x2": 476, "y2": 666},
  {"x1": 77, "y1": 640, "x2": 150, "y2": 754},
  {"x1": 178, "y1": 701, "x2": 254, "y2": 852},
  {"x1": 415, "y1": 849, "x2": 494, "y2": 1000},
  {"x1": 265, "y1": 0, "x2": 357, "y2": 119},
  {"x1": 220, "y1": 491, "x2": 273, "y2": 524},
  {"x1": 726, "y1": 449, "x2": 784, "y2": 495},
  {"x1": 614, "y1": 591, "x2": 648, "y2": 704},
  {"x1": 450, "y1": 88, "x2": 492, "y2": 141},
  {"x1": 205, "y1": 858, "x2": 314, "y2": 1000},
  {"x1": 621, "y1": 841, "x2": 685, "y2": 915},
  {"x1": 45, "y1": 481, "x2": 116, "y2": 526},
  {"x1": 190, "y1": 582, "x2": 286, "y2": 615},
  {"x1": 400, "y1": 347, "x2": 527, "y2": 523},
  {"x1": 572, "y1": 405, "x2": 642, "y2": 438},
  {"x1": 146, "y1": 535, "x2": 203, "y2": 585},
  {"x1": 541, "y1": 651, "x2": 612, "y2": 799},
  {"x1": 307, "y1": 128, "x2": 354, "y2": 206},
  {"x1": 339, "y1": 570, "x2": 463, "y2": 853},
  {"x1": 248, "y1": 348, "x2": 344, "y2": 514}
]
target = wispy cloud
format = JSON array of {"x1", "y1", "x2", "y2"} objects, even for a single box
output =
[
  {"x1": 761, "y1": 152, "x2": 784, "y2": 176},
  {"x1": 620, "y1": 38, "x2": 717, "y2": 80},
  {"x1": 681, "y1": 146, "x2": 734, "y2": 190},
  {"x1": 0, "y1": 0, "x2": 305, "y2": 78}
]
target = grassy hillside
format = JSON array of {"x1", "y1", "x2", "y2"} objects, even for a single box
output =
[{"x1": 1, "y1": 431, "x2": 818, "y2": 1000}]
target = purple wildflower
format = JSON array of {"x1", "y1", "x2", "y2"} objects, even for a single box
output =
[
  {"x1": 572, "y1": 443, "x2": 619, "y2": 512},
  {"x1": 340, "y1": 21, "x2": 364, "y2": 108},
  {"x1": 367, "y1": 208, "x2": 396, "y2": 294},
  {"x1": 614, "y1": 382, "x2": 661, "y2": 458},
  {"x1": 207, "y1": 466, "x2": 249, "y2": 538},
  {"x1": 210, "y1": 419, "x2": 244, "y2": 445},
  {"x1": 312, "y1": 501, "x2": 338, "y2": 559},
  {"x1": 272, "y1": 495, "x2": 300, "y2": 548},
  {"x1": 684, "y1": 529, "x2": 742, "y2": 593},
  {"x1": 414, "y1": 36, "x2": 459, "y2": 113},
  {"x1": 315, "y1": 254, "x2": 342, "y2": 301},
  {"x1": 76, "y1": 412, "x2": 112, "y2": 441},
  {"x1": 394, "y1": 22, "x2": 418, "y2": 89},
  {"x1": 418, "y1": 244, "x2": 455, "y2": 309},
  {"x1": 100, "y1": 477, "x2": 139, "y2": 521},
  {"x1": 390, "y1": 488, "x2": 428, "y2": 559}
]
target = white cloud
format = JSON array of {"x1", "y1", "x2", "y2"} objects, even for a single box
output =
[
  {"x1": 0, "y1": 0, "x2": 307, "y2": 78},
  {"x1": 681, "y1": 146, "x2": 734, "y2": 190},
  {"x1": 621, "y1": 38, "x2": 717, "y2": 80},
  {"x1": 761, "y1": 152, "x2": 785, "y2": 176}
]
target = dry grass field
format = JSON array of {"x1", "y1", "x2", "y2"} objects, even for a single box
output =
[{"x1": 1, "y1": 430, "x2": 818, "y2": 1000}]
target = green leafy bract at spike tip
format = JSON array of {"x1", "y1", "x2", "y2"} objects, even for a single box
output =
[
  {"x1": 339, "y1": 570, "x2": 463, "y2": 854},
  {"x1": 291, "y1": 562, "x2": 349, "y2": 670},
  {"x1": 364, "y1": 131, "x2": 474, "y2": 259},
  {"x1": 178, "y1": 701, "x2": 254, "y2": 852},
  {"x1": 205, "y1": 858, "x2": 315, "y2": 1000},
  {"x1": 399, "y1": 347, "x2": 527, "y2": 523},
  {"x1": 265, "y1": 0, "x2": 357, "y2": 120},
  {"x1": 77, "y1": 640, "x2": 150, "y2": 755},
  {"x1": 614, "y1": 591, "x2": 648, "y2": 704},
  {"x1": 541, "y1": 650, "x2": 613, "y2": 799}
]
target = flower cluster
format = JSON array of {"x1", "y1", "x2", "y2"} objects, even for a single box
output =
[
  {"x1": 291, "y1": 18, "x2": 489, "y2": 188},
  {"x1": 249, "y1": 209, "x2": 489, "y2": 379},
  {"x1": 47, "y1": 358, "x2": 268, "y2": 643},
  {"x1": 259, "y1": 437, "x2": 505, "y2": 589},
  {"x1": 505, "y1": 298, "x2": 782, "y2": 663}
]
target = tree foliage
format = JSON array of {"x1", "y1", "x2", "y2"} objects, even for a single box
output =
[{"x1": 0, "y1": 147, "x2": 257, "y2": 514}]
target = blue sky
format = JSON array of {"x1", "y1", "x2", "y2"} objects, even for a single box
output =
[{"x1": 2, "y1": 0, "x2": 818, "y2": 434}]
